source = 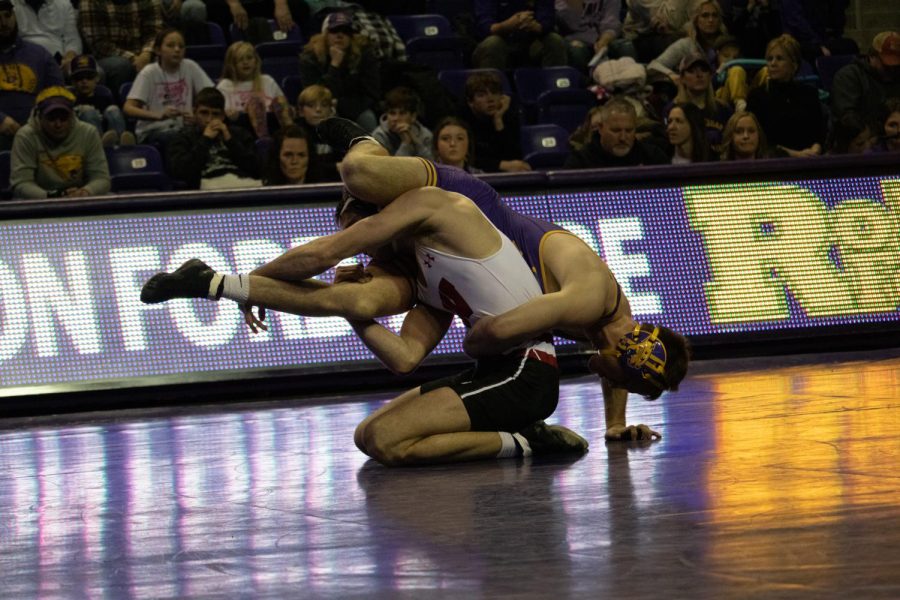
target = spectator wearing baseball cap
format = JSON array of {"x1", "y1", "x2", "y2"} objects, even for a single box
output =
[
  {"x1": 68, "y1": 54, "x2": 135, "y2": 147},
  {"x1": 667, "y1": 50, "x2": 733, "y2": 155},
  {"x1": 9, "y1": 85, "x2": 110, "y2": 198},
  {"x1": 0, "y1": 1, "x2": 64, "y2": 151},
  {"x1": 300, "y1": 11, "x2": 381, "y2": 132},
  {"x1": 831, "y1": 31, "x2": 900, "y2": 125}
]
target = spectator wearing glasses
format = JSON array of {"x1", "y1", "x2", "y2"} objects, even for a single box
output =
[{"x1": 9, "y1": 85, "x2": 110, "y2": 198}]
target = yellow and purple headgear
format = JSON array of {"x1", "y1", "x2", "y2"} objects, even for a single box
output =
[{"x1": 608, "y1": 324, "x2": 668, "y2": 399}]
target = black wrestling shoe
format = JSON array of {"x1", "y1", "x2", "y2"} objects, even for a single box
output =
[
  {"x1": 140, "y1": 258, "x2": 217, "y2": 304},
  {"x1": 316, "y1": 117, "x2": 379, "y2": 152},
  {"x1": 519, "y1": 421, "x2": 589, "y2": 455}
]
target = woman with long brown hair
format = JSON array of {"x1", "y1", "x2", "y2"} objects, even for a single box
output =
[{"x1": 298, "y1": 12, "x2": 380, "y2": 132}]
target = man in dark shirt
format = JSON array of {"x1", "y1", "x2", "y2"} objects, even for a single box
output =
[
  {"x1": 564, "y1": 98, "x2": 668, "y2": 169},
  {"x1": 831, "y1": 31, "x2": 900, "y2": 126}
]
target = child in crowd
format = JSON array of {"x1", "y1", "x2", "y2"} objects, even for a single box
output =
[
  {"x1": 713, "y1": 34, "x2": 751, "y2": 112},
  {"x1": 432, "y1": 116, "x2": 482, "y2": 173},
  {"x1": 296, "y1": 84, "x2": 340, "y2": 182},
  {"x1": 719, "y1": 110, "x2": 768, "y2": 160},
  {"x1": 123, "y1": 28, "x2": 214, "y2": 146},
  {"x1": 165, "y1": 87, "x2": 261, "y2": 190},
  {"x1": 460, "y1": 71, "x2": 530, "y2": 173},
  {"x1": 371, "y1": 86, "x2": 433, "y2": 159},
  {"x1": 68, "y1": 54, "x2": 135, "y2": 147},
  {"x1": 217, "y1": 41, "x2": 293, "y2": 139}
]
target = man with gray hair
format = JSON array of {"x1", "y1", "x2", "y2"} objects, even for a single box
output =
[{"x1": 563, "y1": 98, "x2": 668, "y2": 169}]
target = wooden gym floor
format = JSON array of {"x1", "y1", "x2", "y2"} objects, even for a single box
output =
[{"x1": 1, "y1": 348, "x2": 898, "y2": 599}]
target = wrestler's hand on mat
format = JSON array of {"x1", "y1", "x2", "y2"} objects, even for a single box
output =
[
  {"x1": 242, "y1": 304, "x2": 268, "y2": 334},
  {"x1": 605, "y1": 424, "x2": 661, "y2": 441},
  {"x1": 334, "y1": 264, "x2": 372, "y2": 284}
]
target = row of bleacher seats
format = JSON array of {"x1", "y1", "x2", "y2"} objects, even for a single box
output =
[
  {"x1": 187, "y1": 14, "x2": 464, "y2": 81},
  {"x1": 0, "y1": 120, "x2": 574, "y2": 198}
]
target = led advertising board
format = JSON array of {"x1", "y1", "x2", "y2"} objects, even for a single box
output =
[{"x1": 1, "y1": 175, "x2": 897, "y2": 394}]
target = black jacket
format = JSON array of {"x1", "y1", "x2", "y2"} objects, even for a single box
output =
[{"x1": 166, "y1": 123, "x2": 260, "y2": 189}]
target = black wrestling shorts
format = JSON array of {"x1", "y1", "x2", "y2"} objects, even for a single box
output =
[{"x1": 420, "y1": 351, "x2": 560, "y2": 432}]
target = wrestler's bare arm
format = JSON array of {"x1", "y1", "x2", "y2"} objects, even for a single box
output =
[
  {"x1": 251, "y1": 190, "x2": 437, "y2": 283},
  {"x1": 601, "y1": 375, "x2": 662, "y2": 441},
  {"x1": 349, "y1": 303, "x2": 453, "y2": 375}
]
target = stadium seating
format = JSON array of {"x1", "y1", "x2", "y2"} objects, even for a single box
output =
[
  {"x1": 815, "y1": 54, "x2": 856, "y2": 93},
  {"x1": 281, "y1": 75, "x2": 304, "y2": 104},
  {"x1": 520, "y1": 124, "x2": 571, "y2": 169},
  {"x1": 257, "y1": 41, "x2": 303, "y2": 83},
  {"x1": 437, "y1": 68, "x2": 512, "y2": 102},
  {"x1": 535, "y1": 88, "x2": 596, "y2": 133},
  {"x1": 387, "y1": 14, "x2": 465, "y2": 70},
  {"x1": 513, "y1": 66, "x2": 586, "y2": 123},
  {"x1": 184, "y1": 23, "x2": 227, "y2": 81},
  {"x1": 230, "y1": 19, "x2": 303, "y2": 43},
  {"x1": 105, "y1": 145, "x2": 172, "y2": 193}
]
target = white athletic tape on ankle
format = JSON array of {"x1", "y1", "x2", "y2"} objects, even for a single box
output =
[{"x1": 221, "y1": 274, "x2": 250, "y2": 303}]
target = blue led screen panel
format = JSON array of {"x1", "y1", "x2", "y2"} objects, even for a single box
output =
[{"x1": 0, "y1": 175, "x2": 897, "y2": 394}]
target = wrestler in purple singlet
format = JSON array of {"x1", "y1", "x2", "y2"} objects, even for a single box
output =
[{"x1": 425, "y1": 160, "x2": 565, "y2": 293}]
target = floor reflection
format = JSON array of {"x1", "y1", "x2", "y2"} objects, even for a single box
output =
[{"x1": 0, "y1": 351, "x2": 897, "y2": 598}]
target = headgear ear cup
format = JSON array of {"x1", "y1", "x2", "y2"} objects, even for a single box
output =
[{"x1": 614, "y1": 325, "x2": 668, "y2": 392}]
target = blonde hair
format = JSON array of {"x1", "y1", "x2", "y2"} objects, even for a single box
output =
[
  {"x1": 298, "y1": 84, "x2": 334, "y2": 106},
  {"x1": 221, "y1": 42, "x2": 263, "y2": 92},
  {"x1": 686, "y1": 0, "x2": 727, "y2": 44},
  {"x1": 765, "y1": 34, "x2": 802, "y2": 78},
  {"x1": 302, "y1": 32, "x2": 368, "y2": 72},
  {"x1": 720, "y1": 111, "x2": 768, "y2": 160}
]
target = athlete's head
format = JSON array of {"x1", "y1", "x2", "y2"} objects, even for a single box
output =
[
  {"x1": 590, "y1": 323, "x2": 690, "y2": 400},
  {"x1": 335, "y1": 188, "x2": 378, "y2": 229}
]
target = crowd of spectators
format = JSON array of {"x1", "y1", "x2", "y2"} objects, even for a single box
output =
[{"x1": 1, "y1": 0, "x2": 899, "y2": 200}]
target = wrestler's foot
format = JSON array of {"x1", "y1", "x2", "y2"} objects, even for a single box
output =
[
  {"x1": 140, "y1": 258, "x2": 217, "y2": 304},
  {"x1": 316, "y1": 117, "x2": 379, "y2": 152},
  {"x1": 519, "y1": 421, "x2": 589, "y2": 455}
]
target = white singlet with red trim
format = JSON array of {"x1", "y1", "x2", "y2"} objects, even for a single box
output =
[{"x1": 414, "y1": 226, "x2": 555, "y2": 356}]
